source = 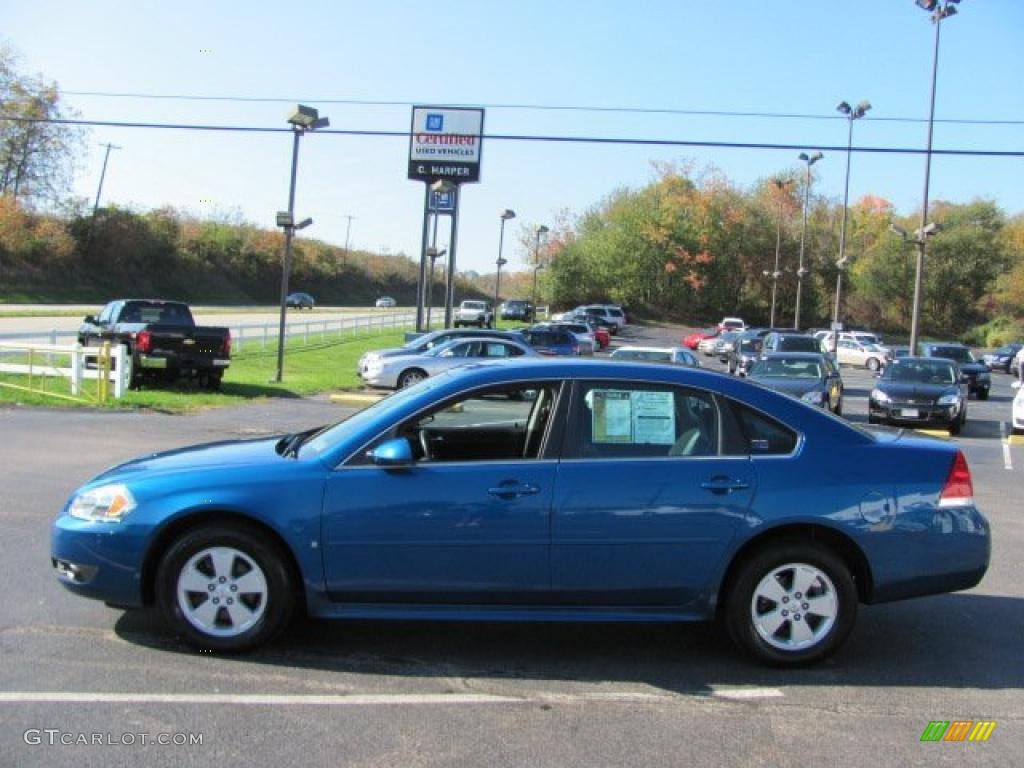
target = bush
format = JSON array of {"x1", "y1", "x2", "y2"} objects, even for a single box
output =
[{"x1": 963, "y1": 316, "x2": 1024, "y2": 348}]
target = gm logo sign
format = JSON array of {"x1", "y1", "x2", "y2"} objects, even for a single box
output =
[
  {"x1": 425, "y1": 113, "x2": 444, "y2": 132},
  {"x1": 920, "y1": 720, "x2": 997, "y2": 742}
]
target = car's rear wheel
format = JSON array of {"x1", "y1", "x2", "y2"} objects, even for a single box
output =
[
  {"x1": 156, "y1": 524, "x2": 295, "y2": 652},
  {"x1": 976, "y1": 389, "x2": 989, "y2": 401},
  {"x1": 398, "y1": 368, "x2": 427, "y2": 388},
  {"x1": 723, "y1": 543, "x2": 857, "y2": 666}
]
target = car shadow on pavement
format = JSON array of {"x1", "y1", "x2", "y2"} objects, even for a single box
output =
[{"x1": 114, "y1": 592, "x2": 1023, "y2": 695}]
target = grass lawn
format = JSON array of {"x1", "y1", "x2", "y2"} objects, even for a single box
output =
[{"x1": 0, "y1": 329, "x2": 406, "y2": 412}]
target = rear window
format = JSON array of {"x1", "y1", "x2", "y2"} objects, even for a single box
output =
[{"x1": 777, "y1": 336, "x2": 821, "y2": 352}]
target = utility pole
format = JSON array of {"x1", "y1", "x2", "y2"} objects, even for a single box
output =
[
  {"x1": 342, "y1": 215, "x2": 355, "y2": 262},
  {"x1": 92, "y1": 143, "x2": 122, "y2": 217}
]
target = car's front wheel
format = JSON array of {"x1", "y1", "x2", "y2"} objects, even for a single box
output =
[
  {"x1": 156, "y1": 524, "x2": 296, "y2": 652},
  {"x1": 866, "y1": 357, "x2": 881, "y2": 372},
  {"x1": 398, "y1": 368, "x2": 428, "y2": 388},
  {"x1": 723, "y1": 543, "x2": 857, "y2": 666}
]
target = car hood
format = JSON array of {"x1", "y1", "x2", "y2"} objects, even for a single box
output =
[
  {"x1": 750, "y1": 376, "x2": 825, "y2": 396},
  {"x1": 956, "y1": 362, "x2": 987, "y2": 375},
  {"x1": 93, "y1": 437, "x2": 287, "y2": 483},
  {"x1": 874, "y1": 381, "x2": 959, "y2": 399}
]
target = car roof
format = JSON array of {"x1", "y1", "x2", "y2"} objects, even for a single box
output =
[{"x1": 760, "y1": 352, "x2": 827, "y2": 360}]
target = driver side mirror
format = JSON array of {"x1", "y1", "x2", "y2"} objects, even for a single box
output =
[
  {"x1": 84, "y1": 315, "x2": 97, "y2": 325},
  {"x1": 367, "y1": 437, "x2": 414, "y2": 467}
]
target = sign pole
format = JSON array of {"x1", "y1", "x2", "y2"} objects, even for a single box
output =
[
  {"x1": 444, "y1": 185, "x2": 460, "y2": 329},
  {"x1": 415, "y1": 183, "x2": 432, "y2": 332}
]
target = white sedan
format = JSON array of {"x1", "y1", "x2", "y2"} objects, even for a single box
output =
[
  {"x1": 835, "y1": 339, "x2": 887, "y2": 371},
  {"x1": 360, "y1": 336, "x2": 540, "y2": 389}
]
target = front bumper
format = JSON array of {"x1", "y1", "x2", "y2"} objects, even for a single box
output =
[
  {"x1": 869, "y1": 399, "x2": 960, "y2": 428},
  {"x1": 51, "y1": 515, "x2": 148, "y2": 608}
]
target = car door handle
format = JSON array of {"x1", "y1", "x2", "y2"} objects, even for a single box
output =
[
  {"x1": 488, "y1": 482, "x2": 541, "y2": 500},
  {"x1": 700, "y1": 477, "x2": 751, "y2": 495}
]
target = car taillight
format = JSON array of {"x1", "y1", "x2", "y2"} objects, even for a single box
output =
[
  {"x1": 938, "y1": 451, "x2": 974, "y2": 508},
  {"x1": 223, "y1": 332, "x2": 232, "y2": 356},
  {"x1": 135, "y1": 331, "x2": 152, "y2": 353}
]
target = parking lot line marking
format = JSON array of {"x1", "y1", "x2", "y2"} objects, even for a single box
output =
[
  {"x1": 1000, "y1": 421, "x2": 1013, "y2": 471},
  {"x1": 710, "y1": 687, "x2": 785, "y2": 700},
  {"x1": 0, "y1": 688, "x2": 785, "y2": 706},
  {"x1": 913, "y1": 429, "x2": 950, "y2": 439}
]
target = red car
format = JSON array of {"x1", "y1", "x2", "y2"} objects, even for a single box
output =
[
  {"x1": 682, "y1": 327, "x2": 719, "y2": 350},
  {"x1": 593, "y1": 327, "x2": 611, "y2": 349}
]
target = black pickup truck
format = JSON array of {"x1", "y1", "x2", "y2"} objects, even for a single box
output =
[{"x1": 78, "y1": 299, "x2": 231, "y2": 389}]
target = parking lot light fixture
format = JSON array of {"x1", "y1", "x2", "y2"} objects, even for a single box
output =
[
  {"x1": 909, "y1": 0, "x2": 959, "y2": 356},
  {"x1": 831, "y1": 99, "x2": 870, "y2": 353},
  {"x1": 494, "y1": 210, "x2": 516, "y2": 325},
  {"x1": 275, "y1": 104, "x2": 328, "y2": 383},
  {"x1": 795, "y1": 151, "x2": 823, "y2": 330}
]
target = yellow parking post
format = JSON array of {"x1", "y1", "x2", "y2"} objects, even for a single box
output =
[{"x1": 99, "y1": 342, "x2": 111, "y2": 403}]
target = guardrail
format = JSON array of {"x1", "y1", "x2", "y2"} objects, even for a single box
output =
[
  {"x1": 0, "y1": 341, "x2": 130, "y2": 402},
  {"x1": 0, "y1": 311, "x2": 416, "y2": 351}
]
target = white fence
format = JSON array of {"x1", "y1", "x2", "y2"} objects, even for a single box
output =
[{"x1": 0, "y1": 342, "x2": 130, "y2": 401}]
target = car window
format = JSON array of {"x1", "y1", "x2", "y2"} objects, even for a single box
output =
[
  {"x1": 567, "y1": 383, "x2": 719, "y2": 459},
  {"x1": 723, "y1": 400, "x2": 799, "y2": 456},
  {"x1": 358, "y1": 383, "x2": 563, "y2": 464}
]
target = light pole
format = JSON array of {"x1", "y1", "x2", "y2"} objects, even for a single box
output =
[
  {"x1": 795, "y1": 152, "x2": 823, "y2": 330},
  {"x1": 909, "y1": 0, "x2": 959, "y2": 355},
  {"x1": 831, "y1": 99, "x2": 871, "y2": 353},
  {"x1": 275, "y1": 104, "x2": 329, "y2": 383},
  {"x1": 495, "y1": 209, "x2": 515, "y2": 324},
  {"x1": 768, "y1": 178, "x2": 791, "y2": 328},
  {"x1": 532, "y1": 224, "x2": 549, "y2": 311},
  {"x1": 92, "y1": 142, "x2": 121, "y2": 217}
]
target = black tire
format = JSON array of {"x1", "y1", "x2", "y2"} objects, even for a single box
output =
[
  {"x1": 867, "y1": 414, "x2": 879, "y2": 425},
  {"x1": 205, "y1": 372, "x2": 223, "y2": 391},
  {"x1": 397, "y1": 368, "x2": 428, "y2": 389},
  {"x1": 976, "y1": 389, "x2": 989, "y2": 401},
  {"x1": 155, "y1": 524, "x2": 296, "y2": 652},
  {"x1": 833, "y1": 398, "x2": 843, "y2": 417},
  {"x1": 722, "y1": 542, "x2": 857, "y2": 666},
  {"x1": 866, "y1": 357, "x2": 880, "y2": 372}
]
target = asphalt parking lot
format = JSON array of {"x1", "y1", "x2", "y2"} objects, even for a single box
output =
[{"x1": 1, "y1": 323, "x2": 1021, "y2": 767}]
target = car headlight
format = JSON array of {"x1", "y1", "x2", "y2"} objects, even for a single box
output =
[
  {"x1": 801, "y1": 391, "x2": 825, "y2": 405},
  {"x1": 870, "y1": 388, "x2": 890, "y2": 404},
  {"x1": 68, "y1": 483, "x2": 137, "y2": 523},
  {"x1": 937, "y1": 393, "x2": 961, "y2": 406}
]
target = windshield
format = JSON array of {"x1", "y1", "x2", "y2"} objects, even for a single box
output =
[
  {"x1": 752, "y1": 359, "x2": 824, "y2": 378},
  {"x1": 462, "y1": 302, "x2": 486, "y2": 310},
  {"x1": 883, "y1": 360, "x2": 957, "y2": 384},
  {"x1": 930, "y1": 346, "x2": 973, "y2": 363}
]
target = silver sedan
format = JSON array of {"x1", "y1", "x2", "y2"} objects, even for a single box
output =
[{"x1": 360, "y1": 336, "x2": 541, "y2": 389}]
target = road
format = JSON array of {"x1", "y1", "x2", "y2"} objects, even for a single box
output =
[
  {"x1": 0, "y1": 306, "x2": 405, "y2": 342},
  {"x1": 0, "y1": 323, "x2": 1020, "y2": 767}
]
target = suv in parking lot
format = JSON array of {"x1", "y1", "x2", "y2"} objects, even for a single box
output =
[
  {"x1": 920, "y1": 342, "x2": 990, "y2": 400},
  {"x1": 761, "y1": 332, "x2": 823, "y2": 355},
  {"x1": 500, "y1": 299, "x2": 535, "y2": 322},
  {"x1": 454, "y1": 300, "x2": 494, "y2": 328}
]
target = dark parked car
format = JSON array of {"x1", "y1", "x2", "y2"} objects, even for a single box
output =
[
  {"x1": 981, "y1": 343, "x2": 1022, "y2": 374},
  {"x1": 78, "y1": 299, "x2": 231, "y2": 390},
  {"x1": 868, "y1": 356, "x2": 968, "y2": 434},
  {"x1": 286, "y1": 292, "x2": 315, "y2": 310},
  {"x1": 727, "y1": 336, "x2": 763, "y2": 376},
  {"x1": 53, "y1": 359, "x2": 990, "y2": 666},
  {"x1": 748, "y1": 352, "x2": 843, "y2": 414},
  {"x1": 519, "y1": 327, "x2": 580, "y2": 356},
  {"x1": 919, "y1": 342, "x2": 990, "y2": 400},
  {"x1": 762, "y1": 332, "x2": 823, "y2": 355},
  {"x1": 500, "y1": 299, "x2": 535, "y2": 322}
]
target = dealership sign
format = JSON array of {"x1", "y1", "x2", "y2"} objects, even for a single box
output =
[{"x1": 408, "y1": 106, "x2": 484, "y2": 183}]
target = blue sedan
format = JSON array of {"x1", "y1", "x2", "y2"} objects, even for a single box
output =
[{"x1": 52, "y1": 359, "x2": 989, "y2": 665}]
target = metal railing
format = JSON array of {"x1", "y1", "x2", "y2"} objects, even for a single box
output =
[{"x1": 0, "y1": 341, "x2": 130, "y2": 402}]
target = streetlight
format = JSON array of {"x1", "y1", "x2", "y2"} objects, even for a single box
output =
[
  {"x1": 794, "y1": 151, "x2": 823, "y2": 330},
  {"x1": 533, "y1": 224, "x2": 549, "y2": 311},
  {"x1": 909, "y1": 0, "x2": 960, "y2": 355},
  {"x1": 768, "y1": 178, "x2": 791, "y2": 328},
  {"x1": 425, "y1": 246, "x2": 447, "y2": 330},
  {"x1": 831, "y1": 99, "x2": 871, "y2": 353},
  {"x1": 275, "y1": 104, "x2": 329, "y2": 383},
  {"x1": 494, "y1": 209, "x2": 516, "y2": 324}
]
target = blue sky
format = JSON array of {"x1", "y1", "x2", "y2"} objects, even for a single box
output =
[{"x1": 5, "y1": 0, "x2": 1023, "y2": 274}]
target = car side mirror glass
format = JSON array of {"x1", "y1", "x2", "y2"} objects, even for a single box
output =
[
  {"x1": 367, "y1": 437, "x2": 414, "y2": 467},
  {"x1": 84, "y1": 315, "x2": 97, "y2": 324}
]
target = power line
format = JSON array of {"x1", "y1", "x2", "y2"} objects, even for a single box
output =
[
  {"x1": 3, "y1": 115, "x2": 1023, "y2": 158},
  {"x1": 56, "y1": 89, "x2": 1024, "y2": 127}
]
